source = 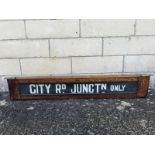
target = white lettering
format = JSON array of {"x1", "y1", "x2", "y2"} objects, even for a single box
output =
[
  {"x1": 71, "y1": 84, "x2": 77, "y2": 93},
  {"x1": 45, "y1": 84, "x2": 51, "y2": 94},
  {"x1": 94, "y1": 84, "x2": 100, "y2": 93},
  {"x1": 101, "y1": 84, "x2": 107, "y2": 90},
  {"x1": 55, "y1": 84, "x2": 61, "y2": 93},
  {"x1": 29, "y1": 84, "x2": 36, "y2": 94},
  {"x1": 76, "y1": 84, "x2": 82, "y2": 93},
  {"x1": 39, "y1": 84, "x2": 44, "y2": 94},
  {"x1": 122, "y1": 85, "x2": 126, "y2": 91},
  {"x1": 110, "y1": 85, "x2": 114, "y2": 91},
  {"x1": 110, "y1": 84, "x2": 126, "y2": 92},
  {"x1": 89, "y1": 84, "x2": 94, "y2": 93},
  {"x1": 62, "y1": 84, "x2": 66, "y2": 90},
  {"x1": 115, "y1": 85, "x2": 119, "y2": 91},
  {"x1": 83, "y1": 84, "x2": 89, "y2": 93}
]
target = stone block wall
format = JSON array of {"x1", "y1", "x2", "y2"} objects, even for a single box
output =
[{"x1": 0, "y1": 19, "x2": 155, "y2": 91}]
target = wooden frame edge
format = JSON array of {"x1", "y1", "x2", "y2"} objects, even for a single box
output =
[{"x1": 7, "y1": 75, "x2": 150, "y2": 100}]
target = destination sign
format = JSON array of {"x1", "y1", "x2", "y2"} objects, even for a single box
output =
[
  {"x1": 7, "y1": 75, "x2": 149, "y2": 100},
  {"x1": 19, "y1": 82, "x2": 138, "y2": 96}
]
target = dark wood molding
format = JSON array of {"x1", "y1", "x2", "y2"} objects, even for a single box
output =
[{"x1": 7, "y1": 75, "x2": 150, "y2": 100}]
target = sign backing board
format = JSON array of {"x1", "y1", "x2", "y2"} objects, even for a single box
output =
[{"x1": 7, "y1": 75, "x2": 150, "y2": 100}]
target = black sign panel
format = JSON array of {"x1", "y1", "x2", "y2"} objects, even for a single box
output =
[
  {"x1": 7, "y1": 75, "x2": 150, "y2": 100},
  {"x1": 19, "y1": 82, "x2": 138, "y2": 96}
]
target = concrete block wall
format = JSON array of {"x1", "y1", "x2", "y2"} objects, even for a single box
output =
[{"x1": 0, "y1": 19, "x2": 155, "y2": 92}]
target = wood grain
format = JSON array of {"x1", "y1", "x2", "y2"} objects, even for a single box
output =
[{"x1": 7, "y1": 75, "x2": 150, "y2": 100}]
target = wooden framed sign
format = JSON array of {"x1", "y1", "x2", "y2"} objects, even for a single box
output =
[{"x1": 7, "y1": 75, "x2": 150, "y2": 100}]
